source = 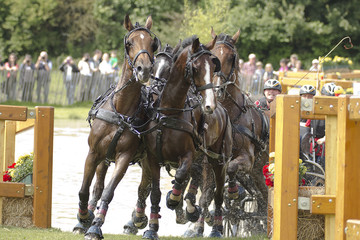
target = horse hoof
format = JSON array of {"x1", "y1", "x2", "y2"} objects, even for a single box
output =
[
  {"x1": 85, "y1": 225, "x2": 103, "y2": 240},
  {"x1": 176, "y1": 215, "x2": 188, "y2": 224},
  {"x1": 183, "y1": 228, "x2": 203, "y2": 238},
  {"x1": 186, "y1": 205, "x2": 201, "y2": 223},
  {"x1": 142, "y1": 230, "x2": 159, "y2": 240},
  {"x1": 123, "y1": 220, "x2": 138, "y2": 235},
  {"x1": 208, "y1": 229, "x2": 223, "y2": 238},
  {"x1": 166, "y1": 190, "x2": 180, "y2": 210},
  {"x1": 134, "y1": 214, "x2": 148, "y2": 229},
  {"x1": 73, "y1": 222, "x2": 88, "y2": 234}
]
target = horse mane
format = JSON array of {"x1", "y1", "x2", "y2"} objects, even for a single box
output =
[
  {"x1": 162, "y1": 44, "x2": 173, "y2": 55},
  {"x1": 173, "y1": 35, "x2": 198, "y2": 62}
]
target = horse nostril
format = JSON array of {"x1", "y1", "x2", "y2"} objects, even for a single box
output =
[
  {"x1": 137, "y1": 66, "x2": 142, "y2": 72},
  {"x1": 206, "y1": 105, "x2": 212, "y2": 112}
]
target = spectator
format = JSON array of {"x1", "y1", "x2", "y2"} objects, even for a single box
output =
[
  {"x1": 238, "y1": 59, "x2": 244, "y2": 74},
  {"x1": 59, "y1": 56, "x2": 79, "y2": 105},
  {"x1": 242, "y1": 53, "x2": 257, "y2": 92},
  {"x1": 4, "y1": 53, "x2": 19, "y2": 101},
  {"x1": 252, "y1": 61, "x2": 265, "y2": 95},
  {"x1": 78, "y1": 53, "x2": 92, "y2": 101},
  {"x1": 110, "y1": 51, "x2": 119, "y2": 71},
  {"x1": 293, "y1": 60, "x2": 302, "y2": 72},
  {"x1": 255, "y1": 79, "x2": 282, "y2": 110},
  {"x1": 89, "y1": 49, "x2": 102, "y2": 100},
  {"x1": 278, "y1": 58, "x2": 288, "y2": 72},
  {"x1": 287, "y1": 54, "x2": 298, "y2": 71},
  {"x1": 35, "y1": 51, "x2": 52, "y2": 103},
  {"x1": 99, "y1": 53, "x2": 115, "y2": 93},
  {"x1": 19, "y1": 54, "x2": 35, "y2": 102},
  {"x1": 263, "y1": 63, "x2": 276, "y2": 82},
  {"x1": 310, "y1": 59, "x2": 319, "y2": 71}
]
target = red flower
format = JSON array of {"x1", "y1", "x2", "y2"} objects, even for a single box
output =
[
  {"x1": 263, "y1": 165, "x2": 269, "y2": 175},
  {"x1": 3, "y1": 174, "x2": 12, "y2": 182},
  {"x1": 301, "y1": 178, "x2": 305, "y2": 186},
  {"x1": 8, "y1": 163, "x2": 16, "y2": 169},
  {"x1": 265, "y1": 178, "x2": 274, "y2": 187}
]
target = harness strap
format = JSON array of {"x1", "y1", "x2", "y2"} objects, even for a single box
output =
[
  {"x1": 156, "y1": 129, "x2": 164, "y2": 166},
  {"x1": 105, "y1": 125, "x2": 125, "y2": 166},
  {"x1": 233, "y1": 124, "x2": 266, "y2": 151}
]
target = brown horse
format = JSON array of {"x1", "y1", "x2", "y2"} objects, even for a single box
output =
[
  {"x1": 211, "y1": 30, "x2": 269, "y2": 214},
  {"x1": 132, "y1": 36, "x2": 232, "y2": 240},
  {"x1": 73, "y1": 15, "x2": 160, "y2": 240}
]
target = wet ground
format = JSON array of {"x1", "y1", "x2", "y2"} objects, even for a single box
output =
[{"x1": 15, "y1": 119, "x2": 210, "y2": 237}]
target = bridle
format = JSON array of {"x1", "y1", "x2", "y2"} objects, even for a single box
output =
[
  {"x1": 185, "y1": 46, "x2": 221, "y2": 94},
  {"x1": 124, "y1": 23, "x2": 161, "y2": 81},
  {"x1": 214, "y1": 40, "x2": 237, "y2": 85}
]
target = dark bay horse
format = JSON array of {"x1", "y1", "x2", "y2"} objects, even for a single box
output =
[
  {"x1": 73, "y1": 15, "x2": 160, "y2": 240},
  {"x1": 123, "y1": 43, "x2": 189, "y2": 235},
  {"x1": 211, "y1": 30, "x2": 269, "y2": 212},
  {"x1": 133, "y1": 36, "x2": 233, "y2": 240}
]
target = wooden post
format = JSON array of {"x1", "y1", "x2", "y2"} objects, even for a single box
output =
[
  {"x1": 335, "y1": 96, "x2": 360, "y2": 239},
  {"x1": 4, "y1": 121, "x2": 16, "y2": 168},
  {"x1": 273, "y1": 95, "x2": 300, "y2": 240},
  {"x1": 0, "y1": 120, "x2": 4, "y2": 224},
  {"x1": 33, "y1": 106, "x2": 54, "y2": 228},
  {"x1": 325, "y1": 115, "x2": 337, "y2": 240}
]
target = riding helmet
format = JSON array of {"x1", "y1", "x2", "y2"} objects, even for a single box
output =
[
  {"x1": 321, "y1": 83, "x2": 336, "y2": 96},
  {"x1": 299, "y1": 85, "x2": 316, "y2": 96},
  {"x1": 264, "y1": 79, "x2": 282, "y2": 92}
]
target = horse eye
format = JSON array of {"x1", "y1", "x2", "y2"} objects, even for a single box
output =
[{"x1": 126, "y1": 41, "x2": 133, "y2": 48}]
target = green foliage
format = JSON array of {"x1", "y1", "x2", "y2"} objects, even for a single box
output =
[
  {"x1": 181, "y1": 0, "x2": 230, "y2": 43},
  {"x1": 0, "y1": 0, "x2": 358, "y2": 69}
]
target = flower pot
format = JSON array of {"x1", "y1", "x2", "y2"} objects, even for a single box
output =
[{"x1": 19, "y1": 174, "x2": 33, "y2": 184}]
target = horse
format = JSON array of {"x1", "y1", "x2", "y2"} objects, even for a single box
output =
[
  {"x1": 130, "y1": 36, "x2": 233, "y2": 240},
  {"x1": 211, "y1": 29, "x2": 269, "y2": 220},
  {"x1": 123, "y1": 43, "x2": 190, "y2": 235},
  {"x1": 72, "y1": 15, "x2": 160, "y2": 240}
]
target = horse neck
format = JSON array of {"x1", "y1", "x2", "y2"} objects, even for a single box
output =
[
  {"x1": 160, "y1": 61, "x2": 189, "y2": 111},
  {"x1": 221, "y1": 74, "x2": 246, "y2": 120},
  {"x1": 112, "y1": 64, "x2": 142, "y2": 115}
]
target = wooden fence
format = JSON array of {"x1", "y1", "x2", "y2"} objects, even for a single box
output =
[
  {"x1": 268, "y1": 95, "x2": 360, "y2": 239},
  {"x1": 0, "y1": 105, "x2": 54, "y2": 228}
]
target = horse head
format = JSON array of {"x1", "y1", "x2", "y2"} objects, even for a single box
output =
[
  {"x1": 210, "y1": 29, "x2": 240, "y2": 100},
  {"x1": 124, "y1": 15, "x2": 160, "y2": 83},
  {"x1": 187, "y1": 37, "x2": 220, "y2": 114},
  {"x1": 153, "y1": 44, "x2": 174, "y2": 83}
]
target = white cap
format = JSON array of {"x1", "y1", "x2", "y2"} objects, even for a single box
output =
[{"x1": 248, "y1": 53, "x2": 256, "y2": 59}]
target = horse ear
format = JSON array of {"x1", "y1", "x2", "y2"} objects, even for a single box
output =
[
  {"x1": 204, "y1": 35, "x2": 217, "y2": 50},
  {"x1": 124, "y1": 14, "x2": 134, "y2": 31},
  {"x1": 211, "y1": 27, "x2": 216, "y2": 39},
  {"x1": 231, "y1": 29, "x2": 241, "y2": 44},
  {"x1": 145, "y1": 15, "x2": 153, "y2": 30},
  {"x1": 192, "y1": 38, "x2": 200, "y2": 53}
]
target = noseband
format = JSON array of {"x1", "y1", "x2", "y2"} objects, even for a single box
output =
[{"x1": 185, "y1": 47, "x2": 220, "y2": 94}]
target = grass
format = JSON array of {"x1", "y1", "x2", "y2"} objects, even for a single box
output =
[
  {"x1": 0, "y1": 226, "x2": 268, "y2": 240},
  {"x1": 1, "y1": 100, "x2": 93, "y2": 120}
]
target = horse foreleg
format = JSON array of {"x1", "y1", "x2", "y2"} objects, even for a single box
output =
[
  {"x1": 166, "y1": 151, "x2": 193, "y2": 211},
  {"x1": 143, "y1": 154, "x2": 161, "y2": 240},
  {"x1": 209, "y1": 164, "x2": 226, "y2": 238},
  {"x1": 88, "y1": 161, "x2": 108, "y2": 212},
  {"x1": 124, "y1": 159, "x2": 152, "y2": 235},
  {"x1": 85, "y1": 152, "x2": 133, "y2": 239},
  {"x1": 73, "y1": 151, "x2": 99, "y2": 234}
]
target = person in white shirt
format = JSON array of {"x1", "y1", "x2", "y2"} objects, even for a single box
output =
[
  {"x1": 78, "y1": 53, "x2": 92, "y2": 101},
  {"x1": 99, "y1": 53, "x2": 115, "y2": 93}
]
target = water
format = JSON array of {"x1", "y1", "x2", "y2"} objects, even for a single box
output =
[{"x1": 15, "y1": 119, "x2": 199, "y2": 237}]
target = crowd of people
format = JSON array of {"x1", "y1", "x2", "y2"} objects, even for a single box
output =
[
  {"x1": 239, "y1": 53, "x2": 321, "y2": 95},
  {"x1": 0, "y1": 50, "x2": 120, "y2": 105}
]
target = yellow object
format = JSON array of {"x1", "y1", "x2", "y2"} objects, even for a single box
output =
[{"x1": 334, "y1": 86, "x2": 344, "y2": 94}]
